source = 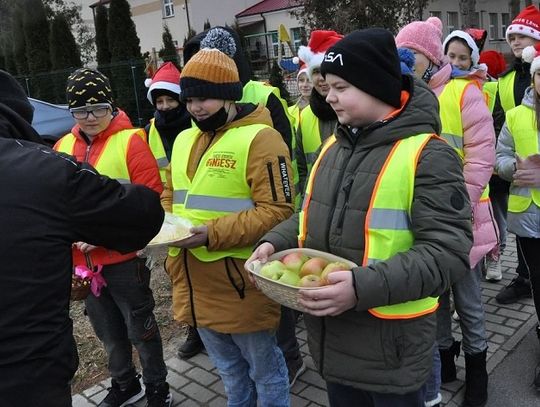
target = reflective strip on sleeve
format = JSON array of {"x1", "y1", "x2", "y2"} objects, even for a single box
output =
[
  {"x1": 440, "y1": 133, "x2": 463, "y2": 152},
  {"x1": 173, "y1": 189, "x2": 188, "y2": 204},
  {"x1": 185, "y1": 195, "x2": 255, "y2": 212},
  {"x1": 156, "y1": 157, "x2": 170, "y2": 168},
  {"x1": 369, "y1": 208, "x2": 411, "y2": 230}
]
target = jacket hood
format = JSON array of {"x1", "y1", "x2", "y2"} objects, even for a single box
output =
[
  {"x1": 218, "y1": 103, "x2": 273, "y2": 134},
  {"x1": 336, "y1": 74, "x2": 440, "y2": 149},
  {"x1": 521, "y1": 86, "x2": 536, "y2": 108},
  {"x1": 183, "y1": 27, "x2": 252, "y2": 85},
  {"x1": 0, "y1": 103, "x2": 44, "y2": 144},
  {"x1": 71, "y1": 109, "x2": 135, "y2": 141},
  {"x1": 451, "y1": 65, "x2": 488, "y2": 82}
]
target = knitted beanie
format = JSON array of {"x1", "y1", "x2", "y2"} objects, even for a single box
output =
[
  {"x1": 479, "y1": 50, "x2": 507, "y2": 78},
  {"x1": 0, "y1": 70, "x2": 34, "y2": 123},
  {"x1": 395, "y1": 17, "x2": 444, "y2": 66},
  {"x1": 443, "y1": 30, "x2": 480, "y2": 66},
  {"x1": 321, "y1": 28, "x2": 402, "y2": 108},
  {"x1": 66, "y1": 68, "x2": 114, "y2": 109},
  {"x1": 145, "y1": 62, "x2": 181, "y2": 104},
  {"x1": 506, "y1": 5, "x2": 540, "y2": 43},
  {"x1": 180, "y1": 48, "x2": 242, "y2": 101}
]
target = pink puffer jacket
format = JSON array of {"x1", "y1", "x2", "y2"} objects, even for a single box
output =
[{"x1": 429, "y1": 64, "x2": 498, "y2": 268}]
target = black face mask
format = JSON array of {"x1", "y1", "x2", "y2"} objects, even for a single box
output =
[
  {"x1": 157, "y1": 105, "x2": 184, "y2": 124},
  {"x1": 192, "y1": 105, "x2": 229, "y2": 132}
]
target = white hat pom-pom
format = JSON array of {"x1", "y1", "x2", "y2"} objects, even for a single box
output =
[
  {"x1": 292, "y1": 56, "x2": 299, "y2": 65},
  {"x1": 522, "y1": 46, "x2": 537, "y2": 64},
  {"x1": 144, "y1": 78, "x2": 153, "y2": 88}
]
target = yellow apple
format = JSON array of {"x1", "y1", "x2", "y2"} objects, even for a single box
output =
[
  {"x1": 299, "y1": 257, "x2": 329, "y2": 278},
  {"x1": 299, "y1": 274, "x2": 323, "y2": 288},
  {"x1": 320, "y1": 261, "x2": 350, "y2": 284}
]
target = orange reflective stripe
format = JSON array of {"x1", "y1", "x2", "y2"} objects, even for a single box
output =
[{"x1": 368, "y1": 302, "x2": 439, "y2": 320}]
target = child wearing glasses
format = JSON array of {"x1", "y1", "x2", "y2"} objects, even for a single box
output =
[{"x1": 54, "y1": 68, "x2": 172, "y2": 407}]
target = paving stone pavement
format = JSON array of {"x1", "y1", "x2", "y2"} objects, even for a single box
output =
[{"x1": 74, "y1": 235, "x2": 534, "y2": 407}]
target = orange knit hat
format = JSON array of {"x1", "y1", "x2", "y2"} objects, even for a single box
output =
[{"x1": 180, "y1": 48, "x2": 242, "y2": 101}]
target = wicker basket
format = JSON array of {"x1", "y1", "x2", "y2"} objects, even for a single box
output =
[{"x1": 247, "y1": 248, "x2": 357, "y2": 312}]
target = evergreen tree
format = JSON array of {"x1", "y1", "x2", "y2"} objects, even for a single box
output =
[
  {"x1": 108, "y1": 0, "x2": 142, "y2": 61},
  {"x1": 269, "y1": 60, "x2": 290, "y2": 104},
  {"x1": 24, "y1": 0, "x2": 50, "y2": 74},
  {"x1": 183, "y1": 28, "x2": 197, "y2": 47},
  {"x1": 204, "y1": 19, "x2": 211, "y2": 30},
  {"x1": 95, "y1": 5, "x2": 111, "y2": 66},
  {"x1": 12, "y1": 6, "x2": 28, "y2": 75},
  {"x1": 50, "y1": 14, "x2": 81, "y2": 70},
  {"x1": 159, "y1": 24, "x2": 178, "y2": 64}
]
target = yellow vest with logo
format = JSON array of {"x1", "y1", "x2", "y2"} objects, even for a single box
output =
[
  {"x1": 298, "y1": 134, "x2": 439, "y2": 319},
  {"x1": 148, "y1": 119, "x2": 169, "y2": 184},
  {"x1": 240, "y1": 80, "x2": 300, "y2": 210},
  {"x1": 169, "y1": 124, "x2": 265, "y2": 261},
  {"x1": 505, "y1": 105, "x2": 540, "y2": 212},
  {"x1": 299, "y1": 105, "x2": 321, "y2": 172},
  {"x1": 498, "y1": 71, "x2": 517, "y2": 113},
  {"x1": 483, "y1": 81, "x2": 498, "y2": 113},
  {"x1": 438, "y1": 78, "x2": 490, "y2": 200},
  {"x1": 55, "y1": 129, "x2": 141, "y2": 184}
]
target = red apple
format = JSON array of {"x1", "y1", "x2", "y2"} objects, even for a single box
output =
[
  {"x1": 299, "y1": 257, "x2": 329, "y2": 278},
  {"x1": 299, "y1": 274, "x2": 323, "y2": 288},
  {"x1": 281, "y1": 252, "x2": 308, "y2": 273},
  {"x1": 320, "y1": 261, "x2": 350, "y2": 285}
]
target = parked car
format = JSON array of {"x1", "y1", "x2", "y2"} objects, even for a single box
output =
[{"x1": 29, "y1": 98, "x2": 74, "y2": 145}]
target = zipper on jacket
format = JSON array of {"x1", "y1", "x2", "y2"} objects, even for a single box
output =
[
  {"x1": 183, "y1": 249, "x2": 198, "y2": 328},
  {"x1": 266, "y1": 162, "x2": 278, "y2": 201},
  {"x1": 84, "y1": 143, "x2": 92, "y2": 163},
  {"x1": 336, "y1": 178, "x2": 354, "y2": 234}
]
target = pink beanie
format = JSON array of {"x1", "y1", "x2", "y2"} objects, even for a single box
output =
[{"x1": 395, "y1": 17, "x2": 444, "y2": 66}]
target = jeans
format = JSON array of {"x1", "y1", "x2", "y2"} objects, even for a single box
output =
[
  {"x1": 423, "y1": 346, "x2": 441, "y2": 406},
  {"x1": 326, "y1": 381, "x2": 426, "y2": 407},
  {"x1": 276, "y1": 306, "x2": 302, "y2": 366},
  {"x1": 489, "y1": 186, "x2": 508, "y2": 251},
  {"x1": 437, "y1": 262, "x2": 487, "y2": 355},
  {"x1": 198, "y1": 327, "x2": 289, "y2": 407},
  {"x1": 85, "y1": 257, "x2": 168, "y2": 386}
]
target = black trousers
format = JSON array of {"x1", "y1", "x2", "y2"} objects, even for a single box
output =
[
  {"x1": 326, "y1": 381, "x2": 426, "y2": 407},
  {"x1": 517, "y1": 236, "x2": 540, "y2": 320}
]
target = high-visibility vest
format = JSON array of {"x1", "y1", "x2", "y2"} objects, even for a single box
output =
[
  {"x1": 240, "y1": 80, "x2": 300, "y2": 209},
  {"x1": 438, "y1": 78, "x2": 490, "y2": 201},
  {"x1": 299, "y1": 105, "x2": 321, "y2": 172},
  {"x1": 298, "y1": 133, "x2": 439, "y2": 319},
  {"x1": 147, "y1": 119, "x2": 170, "y2": 184},
  {"x1": 288, "y1": 103, "x2": 300, "y2": 131},
  {"x1": 483, "y1": 81, "x2": 498, "y2": 113},
  {"x1": 498, "y1": 71, "x2": 517, "y2": 113},
  {"x1": 55, "y1": 129, "x2": 143, "y2": 184},
  {"x1": 505, "y1": 105, "x2": 540, "y2": 212},
  {"x1": 168, "y1": 123, "x2": 265, "y2": 261}
]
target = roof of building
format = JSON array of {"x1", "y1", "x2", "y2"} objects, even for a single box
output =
[
  {"x1": 236, "y1": 0, "x2": 303, "y2": 18},
  {"x1": 89, "y1": 0, "x2": 111, "y2": 8}
]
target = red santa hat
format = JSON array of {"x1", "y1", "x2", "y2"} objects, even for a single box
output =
[
  {"x1": 522, "y1": 44, "x2": 540, "y2": 74},
  {"x1": 296, "y1": 61, "x2": 308, "y2": 80},
  {"x1": 145, "y1": 62, "x2": 181, "y2": 105},
  {"x1": 479, "y1": 50, "x2": 507, "y2": 78},
  {"x1": 506, "y1": 5, "x2": 540, "y2": 43},
  {"x1": 294, "y1": 30, "x2": 344, "y2": 78}
]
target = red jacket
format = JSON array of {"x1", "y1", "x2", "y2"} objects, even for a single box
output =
[{"x1": 55, "y1": 109, "x2": 163, "y2": 266}]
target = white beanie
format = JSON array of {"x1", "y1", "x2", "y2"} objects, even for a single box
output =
[{"x1": 443, "y1": 30, "x2": 480, "y2": 66}]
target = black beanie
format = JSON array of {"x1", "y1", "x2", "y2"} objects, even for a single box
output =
[
  {"x1": 0, "y1": 70, "x2": 34, "y2": 123},
  {"x1": 66, "y1": 68, "x2": 114, "y2": 109},
  {"x1": 320, "y1": 28, "x2": 402, "y2": 108}
]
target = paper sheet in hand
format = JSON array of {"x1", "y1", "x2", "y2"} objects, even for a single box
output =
[{"x1": 147, "y1": 213, "x2": 194, "y2": 247}]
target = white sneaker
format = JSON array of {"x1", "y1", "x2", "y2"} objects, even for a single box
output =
[{"x1": 485, "y1": 258, "x2": 502, "y2": 281}]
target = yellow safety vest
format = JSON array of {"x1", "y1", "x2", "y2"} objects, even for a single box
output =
[
  {"x1": 505, "y1": 105, "x2": 540, "y2": 212},
  {"x1": 438, "y1": 78, "x2": 490, "y2": 200},
  {"x1": 168, "y1": 124, "x2": 265, "y2": 261},
  {"x1": 498, "y1": 71, "x2": 517, "y2": 113},
  {"x1": 299, "y1": 105, "x2": 321, "y2": 172},
  {"x1": 298, "y1": 133, "x2": 439, "y2": 320},
  {"x1": 483, "y1": 81, "x2": 498, "y2": 113},
  {"x1": 55, "y1": 129, "x2": 142, "y2": 184},
  {"x1": 288, "y1": 104, "x2": 300, "y2": 131},
  {"x1": 148, "y1": 119, "x2": 170, "y2": 184},
  {"x1": 240, "y1": 80, "x2": 300, "y2": 210}
]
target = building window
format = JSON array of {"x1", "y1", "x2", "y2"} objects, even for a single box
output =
[
  {"x1": 501, "y1": 13, "x2": 510, "y2": 39},
  {"x1": 489, "y1": 13, "x2": 498, "y2": 40},
  {"x1": 447, "y1": 12, "x2": 458, "y2": 35},
  {"x1": 163, "y1": 0, "x2": 174, "y2": 18},
  {"x1": 290, "y1": 27, "x2": 306, "y2": 54},
  {"x1": 270, "y1": 31, "x2": 279, "y2": 58}
]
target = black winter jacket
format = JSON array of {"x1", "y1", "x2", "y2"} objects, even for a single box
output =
[
  {"x1": 0, "y1": 103, "x2": 164, "y2": 403},
  {"x1": 262, "y1": 76, "x2": 473, "y2": 394}
]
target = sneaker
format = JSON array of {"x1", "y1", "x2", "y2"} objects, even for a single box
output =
[
  {"x1": 287, "y1": 357, "x2": 306, "y2": 387},
  {"x1": 177, "y1": 325, "x2": 204, "y2": 359},
  {"x1": 495, "y1": 277, "x2": 532, "y2": 304},
  {"x1": 98, "y1": 376, "x2": 145, "y2": 407},
  {"x1": 145, "y1": 382, "x2": 172, "y2": 407},
  {"x1": 485, "y1": 258, "x2": 502, "y2": 281}
]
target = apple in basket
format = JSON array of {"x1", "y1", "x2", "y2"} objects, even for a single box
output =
[
  {"x1": 299, "y1": 257, "x2": 329, "y2": 278},
  {"x1": 281, "y1": 252, "x2": 309, "y2": 273},
  {"x1": 299, "y1": 274, "x2": 323, "y2": 288},
  {"x1": 320, "y1": 261, "x2": 351, "y2": 284},
  {"x1": 277, "y1": 269, "x2": 301, "y2": 286},
  {"x1": 260, "y1": 260, "x2": 287, "y2": 280}
]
